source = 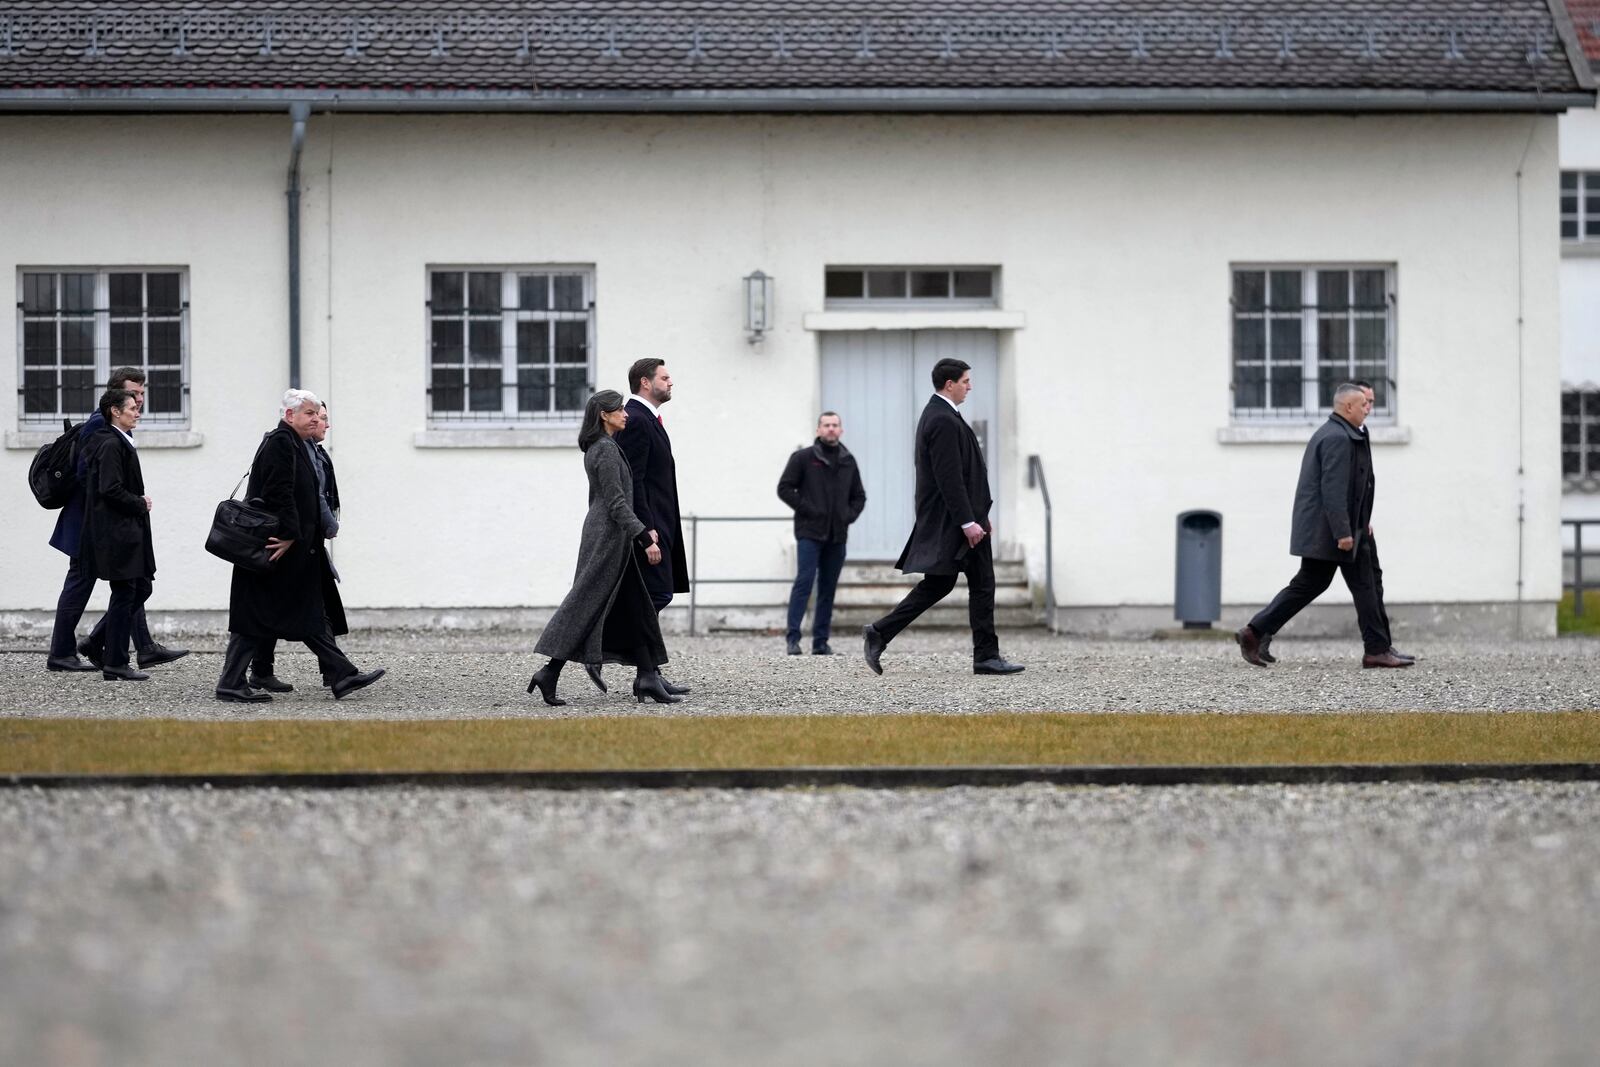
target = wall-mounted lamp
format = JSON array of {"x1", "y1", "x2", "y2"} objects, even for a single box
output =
[{"x1": 744, "y1": 270, "x2": 775, "y2": 344}]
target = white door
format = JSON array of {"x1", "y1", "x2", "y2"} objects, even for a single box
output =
[{"x1": 820, "y1": 330, "x2": 1000, "y2": 560}]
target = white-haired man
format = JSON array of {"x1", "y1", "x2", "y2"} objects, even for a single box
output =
[{"x1": 215, "y1": 389, "x2": 384, "y2": 702}]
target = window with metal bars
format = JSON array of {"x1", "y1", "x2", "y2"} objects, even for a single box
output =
[
  {"x1": 1562, "y1": 387, "x2": 1600, "y2": 489},
  {"x1": 427, "y1": 267, "x2": 594, "y2": 424},
  {"x1": 1231, "y1": 266, "x2": 1395, "y2": 421},
  {"x1": 1561, "y1": 172, "x2": 1600, "y2": 242},
  {"x1": 17, "y1": 269, "x2": 189, "y2": 428}
]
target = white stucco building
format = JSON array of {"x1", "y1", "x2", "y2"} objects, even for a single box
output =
[{"x1": 3, "y1": 2, "x2": 1595, "y2": 639}]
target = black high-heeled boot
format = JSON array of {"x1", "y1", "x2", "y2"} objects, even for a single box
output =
[
  {"x1": 526, "y1": 661, "x2": 567, "y2": 706},
  {"x1": 632, "y1": 671, "x2": 682, "y2": 704},
  {"x1": 584, "y1": 663, "x2": 607, "y2": 693}
]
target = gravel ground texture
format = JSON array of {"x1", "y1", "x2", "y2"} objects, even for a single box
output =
[
  {"x1": 4, "y1": 630, "x2": 1600, "y2": 719},
  {"x1": 2, "y1": 781, "x2": 1597, "y2": 1067}
]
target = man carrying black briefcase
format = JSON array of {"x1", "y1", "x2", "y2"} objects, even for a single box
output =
[{"x1": 213, "y1": 389, "x2": 384, "y2": 703}]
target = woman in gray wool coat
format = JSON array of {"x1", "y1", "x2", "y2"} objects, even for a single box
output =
[{"x1": 528, "y1": 390, "x2": 679, "y2": 705}]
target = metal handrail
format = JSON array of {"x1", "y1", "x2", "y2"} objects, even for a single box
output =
[
  {"x1": 1026, "y1": 454, "x2": 1056, "y2": 630},
  {"x1": 1562, "y1": 519, "x2": 1600, "y2": 617},
  {"x1": 686, "y1": 514, "x2": 794, "y2": 636}
]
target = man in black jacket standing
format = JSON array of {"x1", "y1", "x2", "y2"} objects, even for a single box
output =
[
  {"x1": 79, "y1": 389, "x2": 157, "y2": 681},
  {"x1": 777, "y1": 411, "x2": 866, "y2": 655},
  {"x1": 1236, "y1": 382, "x2": 1410, "y2": 669},
  {"x1": 863, "y1": 359, "x2": 1024, "y2": 677}
]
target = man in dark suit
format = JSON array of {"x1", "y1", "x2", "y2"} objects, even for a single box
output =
[
  {"x1": 777, "y1": 411, "x2": 867, "y2": 655},
  {"x1": 863, "y1": 359, "x2": 1024, "y2": 677},
  {"x1": 79, "y1": 389, "x2": 157, "y2": 681},
  {"x1": 615, "y1": 358, "x2": 691, "y2": 694},
  {"x1": 1353, "y1": 379, "x2": 1415, "y2": 664},
  {"x1": 45, "y1": 366, "x2": 187, "y2": 673},
  {"x1": 1236, "y1": 382, "x2": 1410, "y2": 669},
  {"x1": 215, "y1": 390, "x2": 384, "y2": 703}
]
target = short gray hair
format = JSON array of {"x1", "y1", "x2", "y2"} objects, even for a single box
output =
[
  {"x1": 1332, "y1": 382, "x2": 1364, "y2": 405},
  {"x1": 281, "y1": 388, "x2": 320, "y2": 415}
]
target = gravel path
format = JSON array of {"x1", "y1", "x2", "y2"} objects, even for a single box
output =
[
  {"x1": 2, "y1": 781, "x2": 1597, "y2": 1067},
  {"x1": 5, "y1": 631, "x2": 1600, "y2": 719}
]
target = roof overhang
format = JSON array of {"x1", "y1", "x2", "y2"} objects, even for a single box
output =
[{"x1": 0, "y1": 85, "x2": 1594, "y2": 113}]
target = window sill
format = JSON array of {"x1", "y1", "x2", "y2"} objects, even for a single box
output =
[
  {"x1": 5, "y1": 429, "x2": 203, "y2": 450},
  {"x1": 413, "y1": 426, "x2": 580, "y2": 449},
  {"x1": 802, "y1": 310, "x2": 1026, "y2": 332},
  {"x1": 1561, "y1": 242, "x2": 1600, "y2": 259},
  {"x1": 1218, "y1": 424, "x2": 1411, "y2": 445}
]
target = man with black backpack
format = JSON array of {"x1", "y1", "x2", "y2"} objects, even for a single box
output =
[{"x1": 43, "y1": 366, "x2": 188, "y2": 673}]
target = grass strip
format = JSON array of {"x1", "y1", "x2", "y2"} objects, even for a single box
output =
[{"x1": 3, "y1": 712, "x2": 1600, "y2": 777}]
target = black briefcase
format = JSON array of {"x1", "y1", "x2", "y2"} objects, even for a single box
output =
[{"x1": 205, "y1": 472, "x2": 281, "y2": 573}]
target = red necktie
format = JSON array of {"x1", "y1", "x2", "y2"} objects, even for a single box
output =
[{"x1": 658, "y1": 415, "x2": 664, "y2": 427}]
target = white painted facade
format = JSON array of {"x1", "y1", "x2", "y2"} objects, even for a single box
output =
[
  {"x1": 0, "y1": 111, "x2": 1565, "y2": 633},
  {"x1": 1560, "y1": 104, "x2": 1600, "y2": 539}
]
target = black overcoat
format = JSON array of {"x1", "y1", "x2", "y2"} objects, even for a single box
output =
[
  {"x1": 615, "y1": 398, "x2": 690, "y2": 595},
  {"x1": 227, "y1": 422, "x2": 340, "y2": 640},
  {"x1": 777, "y1": 440, "x2": 867, "y2": 544},
  {"x1": 896, "y1": 397, "x2": 993, "y2": 576},
  {"x1": 80, "y1": 426, "x2": 155, "y2": 582},
  {"x1": 1289, "y1": 413, "x2": 1375, "y2": 562}
]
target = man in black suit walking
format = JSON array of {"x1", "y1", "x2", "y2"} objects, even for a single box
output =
[
  {"x1": 863, "y1": 359, "x2": 1024, "y2": 677},
  {"x1": 1236, "y1": 381, "x2": 1410, "y2": 669},
  {"x1": 615, "y1": 357, "x2": 690, "y2": 695}
]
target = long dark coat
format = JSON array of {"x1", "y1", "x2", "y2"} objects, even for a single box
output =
[
  {"x1": 48, "y1": 412, "x2": 106, "y2": 558},
  {"x1": 79, "y1": 426, "x2": 155, "y2": 582},
  {"x1": 227, "y1": 422, "x2": 341, "y2": 640},
  {"x1": 777, "y1": 440, "x2": 867, "y2": 544},
  {"x1": 535, "y1": 435, "x2": 669, "y2": 666},
  {"x1": 615, "y1": 398, "x2": 690, "y2": 595},
  {"x1": 896, "y1": 396, "x2": 993, "y2": 576},
  {"x1": 1289, "y1": 413, "x2": 1375, "y2": 562},
  {"x1": 311, "y1": 441, "x2": 348, "y2": 636}
]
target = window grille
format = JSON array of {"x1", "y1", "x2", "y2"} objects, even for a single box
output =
[
  {"x1": 824, "y1": 266, "x2": 997, "y2": 307},
  {"x1": 17, "y1": 269, "x2": 189, "y2": 428},
  {"x1": 1563, "y1": 387, "x2": 1600, "y2": 490},
  {"x1": 1231, "y1": 266, "x2": 1395, "y2": 421},
  {"x1": 1561, "y1": 172, "x2": 1600, "y2": 242},
  {"x1": 427, "y1": 267, "x2": 594, "y2": 424}
]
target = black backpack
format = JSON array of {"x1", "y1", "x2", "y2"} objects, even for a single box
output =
[{"x1": 28, "y1": 419, "x2": 81, "y2": 509}]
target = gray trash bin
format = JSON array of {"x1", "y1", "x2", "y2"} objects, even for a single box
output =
[{"x1": 1174, "y1": 510, "x2": 1222, "y2": 628}]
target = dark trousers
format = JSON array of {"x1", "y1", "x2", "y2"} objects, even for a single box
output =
[
  {"x1": 1250, "y1": 552, "x2": 1391, "y2": 655},
  {"x1": 787, "y1": 539, "x2": 848, "y2": 647},
  {"x1": 101, "y1": 578, "x2": 153, "y2": 669},
  {"x1": 251, "y1": 636, "x2": 340, "y2": 684},
  {"x1": 51, "y1": 555, "x2": 152, "y2": 659},
  {"x1": 218, "y1": 632, "x2": 357, "y2": 692},
  {"x1": 873, "y1": 538, "x2": 999, "y2": 663},
  {"x1": 1368, "y1": 535, "x2": 1392, "y2": 641}
]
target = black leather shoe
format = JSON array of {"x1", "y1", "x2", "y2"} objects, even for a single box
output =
[
  {"x1": 660, "y1": 677, "x2": 691, "y2": 696},
  {"x1": 633, "y1": 673, "x2": 683, "y2": 704},
  {"x1": 215, "y1": 686, "x2": 272, "y2": 704},
  {"x1": 1258, "y1": 634, "x2": 1277, "y2": 664},
  {"x1": 786, "y1": 638, "x2": 802, "y2": 655},
  {"x1": 46, "y1": 655, "x2": 97, "y2": 672},
  {"x1": 974, "y1": 657, "x2": 1025, "y2": 676},
  {"x1": 1388, "y1": 647, "x2": 1417, "y2": 663},
  {"x1": 584, "y1": 663, "x2": 607, "y2": 693},
  {"x1": 249, "y1": 674, "x2": 294, "y2": 693},
  {"x1": 137, "y1": 643, "x2": 190, "y2": 669},
  {"x1": 77, "y1": 639, "x2": 104, "y2": 669},
  {"x1": 102, "y1": 665, "x2": 150, "y2": 681},
  {"x1": 526, "y1": 666, "x2": 567, "y2": 707},
  {"x1": 813, "y1": 642, "x2": 835, "y2": 656},
  {"x1": 332, "y1": 668, "x2": 386, "y2": 699},
  {"x1": 863, "y1": 624, "x2": 887, "y2": 675},
  {"x1": 1362, "y1": 652, "x2": 1414, "y2": 669},
  {"x1": 1235, "y1": 625, "x2": 1269, "y2": 667}
]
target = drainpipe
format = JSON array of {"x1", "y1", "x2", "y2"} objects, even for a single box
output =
[{"x1": 286, "y1": 101, "x2": 310, "y2": 389}]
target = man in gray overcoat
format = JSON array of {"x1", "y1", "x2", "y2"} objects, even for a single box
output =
[{"x1": 1236, "y1": 382, "x2": 1410, "y2": 668}]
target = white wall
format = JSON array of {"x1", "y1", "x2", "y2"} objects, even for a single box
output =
[
  {"x1": 1559, "y1": 105, "x2": 1600, "y2": 529},
  {"x1": 0, "y1": 111, "x2": 1565, "y2": 621}
]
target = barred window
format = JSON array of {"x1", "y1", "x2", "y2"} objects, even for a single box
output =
[
  {"x1": 1562, "y1": 387, "x2": 1600, "y2": 489},
  {"x1": 1561, "y1": 172, "x2": 1600, "y2": 242},
  {"x1": 17, "y1": 269, "x2": 189, "y2": 428},
  {"x1": 824, "y1": 266, "x2": 997, "y2": 306},
  {"x1": 427, "y1": 267, "x2": 594, "y2": 424},
  {"x1": 1232, "y1": 266, "x2": 1395, "y2": 420}
]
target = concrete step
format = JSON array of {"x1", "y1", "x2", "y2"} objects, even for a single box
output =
[
  {"x1": 691, "y1": 603, "x2": 1044, "y2": 633},
  {"x1": 830, "y1": 583, "x2": 1034, "y2": 609},
  {"x1": 837, "y1": 560, "x2": 1028, "y2": 586}
]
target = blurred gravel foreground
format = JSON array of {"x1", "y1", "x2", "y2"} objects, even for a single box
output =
[{"x1": 3, "y1": 632, "x2": 1599, "y2": 1065}]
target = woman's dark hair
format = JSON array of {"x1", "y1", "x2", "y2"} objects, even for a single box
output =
[
  {"x1": 578, "y1": 389, "x2": 627, "y2": 452},
  {"x1": 98, "y1": 388, "x2": 136, "y2": 422},
  {"x1": 931, "y1": 358, "x2": 970, "y2": 391}
]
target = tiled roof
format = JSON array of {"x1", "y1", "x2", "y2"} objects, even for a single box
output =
[
  {"x1": 1567, "y1": 0, "x2": 1600, "y2": 62},
  {"x1": 0, "y1": 1, "x2": 1591, "y2": 100}
]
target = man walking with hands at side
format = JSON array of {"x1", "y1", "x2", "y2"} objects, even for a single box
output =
[
  {"x1": 863, "y1": 359, "x2": 1024, "y2": 677},
  {"x1": 777, "y1": 411, "x2": 866, "y2": 655}
]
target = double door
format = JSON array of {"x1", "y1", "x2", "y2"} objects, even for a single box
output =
[{"x1": 819, "y1": 330, "x2": 999, "y2": 560}]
